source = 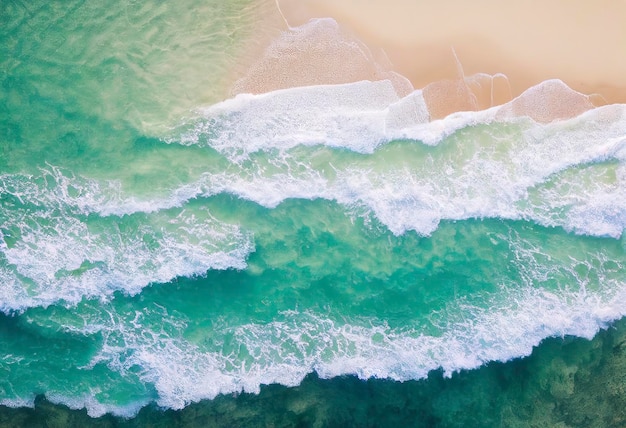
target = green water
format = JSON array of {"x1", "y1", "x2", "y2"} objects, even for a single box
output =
[{"x1": 1, "y1": 0, "x2": 626, "y2": 426}]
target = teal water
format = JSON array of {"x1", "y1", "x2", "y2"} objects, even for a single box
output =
[{"x1": 1, "y1": 0, "x2": 626, "y2": 426}]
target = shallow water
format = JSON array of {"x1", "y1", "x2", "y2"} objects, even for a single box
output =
[{"x1": 1, "y1": 0, "x2": 625, "y2": 426}]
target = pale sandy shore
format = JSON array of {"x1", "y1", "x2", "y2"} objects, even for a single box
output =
[{"x1": 231, "y1": 0, "x2": 626, "y2": 120}]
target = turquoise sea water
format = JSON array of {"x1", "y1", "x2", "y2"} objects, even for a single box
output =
[{"x1": 1, "y1": 1, "x2": 626, "y2": 426}]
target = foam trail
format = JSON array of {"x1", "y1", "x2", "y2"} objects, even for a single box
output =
[
  {"x1": 69, "y1": 277, "x2": 626, "y2": 415},
  {"x1": 171, "y1": 113, "x2": 626, "y2": 237},
  {"x1": 0, "y1": 172, "x2": 253, "y2": 311}
]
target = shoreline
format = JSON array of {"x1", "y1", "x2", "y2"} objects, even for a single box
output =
[{"x1": 231, "y1": 0, "x2": 626, "y2": 108}]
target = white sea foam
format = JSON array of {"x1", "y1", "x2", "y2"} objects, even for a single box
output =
[
  {"x1": 0, "y1": 167, "x2": 192, "y2": 217},
  {"x1": 0, "y1": 176, "x2": 253, "y2": 311},
  {"x1": 168, "y1": 126, "x2": 626, "y2": 238},
  {"x1": 46, "y1": 392, "x2": 151, "y2": 419},
  {"x1": 176, "y1": 79, "x2": 420, "y2": 160},
  {"x1": 76, "y1": 276, "x2": 625, "y2": 416},
  {"x1": 167, "y1": 80, "x2": 626, "y2": 237},
  {"x1": 0, "y1": 396, "x2": 36, "y2": 409}
]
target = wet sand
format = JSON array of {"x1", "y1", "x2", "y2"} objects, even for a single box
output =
[
  {"x1": 278, "y1": 0, "x2": 626, "y2": 104},
  {"x1": 229, "y1": 1, "x2": 414, "y2": 97}
]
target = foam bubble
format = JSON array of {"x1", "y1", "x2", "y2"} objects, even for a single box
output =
[{"x1": 0, "y1": 396, "x2": 36, "y2": 410}]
